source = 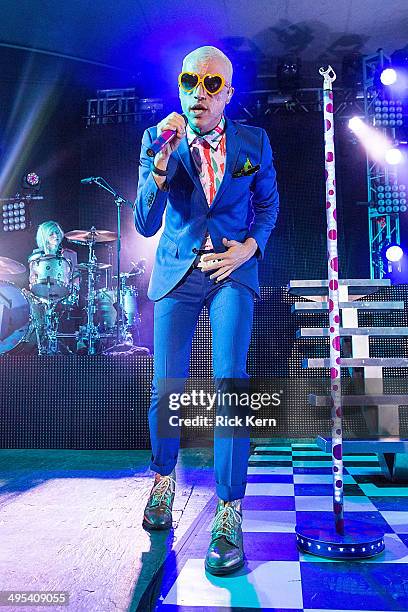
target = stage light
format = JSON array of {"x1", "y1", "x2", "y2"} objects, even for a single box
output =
[
  {"x1": 376, "y1": 181, "x2": 407, "y2": 213},
  {"x1": 2, "y1": 199, "x2": 27, "y2": 232},
  {"x1": 22, "y1": 172, "x2": 41, "y2": 191},
  {"x1": 385, "y1": 244, "x2": 404, "y2": 262},
  {"x1": 348, "y1": 116, "x2": 364, "y2": 131},
  {"x1": 380, "y1": 68, "x2": 397, "y2": 85},
  {"x1": 385, "y1": 147, "x2": 403, "y2": 165},
  {"x1": 373, "y1": 99, "x2": 404, "y2": 127}
]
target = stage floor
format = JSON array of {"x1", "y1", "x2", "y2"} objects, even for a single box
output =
[{"x1": 1, "y1": 441, "x2": 407, "y2": 611}]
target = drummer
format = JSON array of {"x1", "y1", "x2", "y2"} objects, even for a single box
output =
[{"x1": 30, "y1": 221, "x2": 77, "y2": 268}]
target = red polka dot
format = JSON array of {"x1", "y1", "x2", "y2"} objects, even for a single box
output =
[
  {"x1": 326, "y1": 151, "x2": 334, "y2": 162},
  {"x1": 328, "y1": 229, "x2": 337, "y2": 240},
  {"x1": 330, "y1": 257, "x2": 338, "y2": 272},
  {"x1": 326, "y1": 103, "x2": 333, "y2": 113},
  {"x1": 325, "y1": 119, "x2": 331, "y2": 131},
  {"x1": 329, "y1": 279, "x2": 338, "y2": 290},
  {"x1": 332, "y1": 336, "x2": 341, "y2": 351},
  {"x1": 328, "y1": 189, "x2": 334, "y2": 195},
  {"x1": 326, "y1": 201, "x2": 331, "y2": 209}
]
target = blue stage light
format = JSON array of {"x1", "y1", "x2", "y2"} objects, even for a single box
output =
[{"x1": 380, "y1": 68, "x2": 397, "y2": 85}]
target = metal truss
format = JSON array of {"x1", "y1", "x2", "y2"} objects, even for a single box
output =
[{"x1": 362, "y1": 50, "x2": 405, "y2": 279}]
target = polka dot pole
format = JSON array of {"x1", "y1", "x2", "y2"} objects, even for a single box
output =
[{"x1": 319, "y1": 65, "x2": 344, "y2": 535}]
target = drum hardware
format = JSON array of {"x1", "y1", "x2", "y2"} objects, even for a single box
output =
[
  {"x1": 0, "y1": 281, "x2": 31, "y2": 354},
  {"x1": 77, "y1": 228, "x2": 103, "y2": 355},
  {"x1": 75, "y1": 262, "x2": 112, "y2": 271},
  {"x1": 80, "y1": 177, "x2": 136, "y2": 354},
  {"x1": 65, "y1": 228, "x2": 117, "y2": 244},
  {"x1": 29, "y1": 254, "x2": 73, "y2": 302},
  {"x1": 0, "y1": 256, "x2": 26, "y2": 276}
]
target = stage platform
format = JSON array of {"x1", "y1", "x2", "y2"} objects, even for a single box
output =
[{"x1": 1, "y1": 441, "x2": 407, "y2": 611}]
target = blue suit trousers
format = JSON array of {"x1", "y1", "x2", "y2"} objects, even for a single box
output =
[{"x1": 148, "y1": 263, "x2": 255, "y2": 501}]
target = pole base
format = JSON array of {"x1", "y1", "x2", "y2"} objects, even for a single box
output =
[
  {"x1": 296, "y1": 516, "x2": 385, "y2": 559},
  {"x1": 102, "y1": 343, "x2": 150, "y2": 356}
]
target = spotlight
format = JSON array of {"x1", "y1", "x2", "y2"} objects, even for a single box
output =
[
  {"x1": 382, "y1": 242, "x2": 407, "y2": 283},
  {"x1": 380, "y1": 68, "x2": 397, "y2": 85},
  {"x1": 276, "y1": 56, "x2": 301, "y2": 93},
  {"x1": 348, "y1": 116, "x2": 364, "y2": 131},
  {"x1": 385, "y1": 147, "x2": 404, "y2": 165},
  {"x1": 22, "y1": 172, "x2": 41, "y2": 191},
  {"x1": 385, "y1": 244, "x2": 404, "y2": 262}
]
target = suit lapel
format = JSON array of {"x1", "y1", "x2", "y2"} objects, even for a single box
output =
[{"x1": 209, "y1": 116, "x2": 241, "y2": 211}]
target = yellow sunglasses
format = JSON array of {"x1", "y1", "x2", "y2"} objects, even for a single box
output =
[{"x1": 178, "y1": 72, "x2": 230, "y2": 95}]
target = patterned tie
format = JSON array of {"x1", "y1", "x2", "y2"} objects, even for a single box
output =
[{"x1": 191, "y1": 144, "x2": 203, "y2": 174}]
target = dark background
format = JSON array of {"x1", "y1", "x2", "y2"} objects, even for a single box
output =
[{"x1": 0, "y1": 49, "x2": 373, "y2": 284}]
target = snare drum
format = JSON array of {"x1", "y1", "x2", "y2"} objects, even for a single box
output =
[
  {"x1": 29, "y1": 254, "x2": 73, "y2": 302},
  {"x1": 0, "y1": 281, "x2": 31, "y2": 354}
]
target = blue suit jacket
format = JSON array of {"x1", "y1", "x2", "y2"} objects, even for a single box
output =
[{"x1": 134, "y1": 116, "x2": 279, "y2": 301}]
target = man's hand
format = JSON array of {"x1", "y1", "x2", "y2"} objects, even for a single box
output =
[
  {"x1": 152, "y1": 112, "x2": 186, "y2": 190},
  {"x1": 155, "y1": 112, "x2": 186, "y2": 160},
  {"x1": 198, "y1": 237, "x2": 258, "y2": 282}
]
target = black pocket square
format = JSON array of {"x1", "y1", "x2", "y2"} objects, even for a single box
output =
[{"x1": 232, "y1": 157, "x2": 260, "y2": 178}]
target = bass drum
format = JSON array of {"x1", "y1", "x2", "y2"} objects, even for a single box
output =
[{"x1": 0, "y1": 281, "x2": 32, "y2": 355}]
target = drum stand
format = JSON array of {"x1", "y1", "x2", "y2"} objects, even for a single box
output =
[
  {"x1": 81, "y1": 232, "x2": 101, "y2": 355},
  {"x1": 81, "y1": 177, "x2": 148, "y2": 355},
  {"x1": 31, "y1": 300, "x2": 59, "y2": 356}
]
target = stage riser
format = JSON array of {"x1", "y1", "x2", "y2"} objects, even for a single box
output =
[{"x1": 1, "y1": 286, "x2": 408, "y2": 449}]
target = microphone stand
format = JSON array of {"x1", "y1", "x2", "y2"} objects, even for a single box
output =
[{"x1": 82, "y1": 177, "x2": 132, "y2": 352}]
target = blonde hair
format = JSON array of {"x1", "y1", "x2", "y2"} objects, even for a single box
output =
[
  {"x1": 36, "y1": 221, "x2": 64, "y2": 253},
  {"x1": 182, "y1": 46, "x2": 233, "y2": 83}
]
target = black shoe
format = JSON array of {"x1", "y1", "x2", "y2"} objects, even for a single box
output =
[
  {"x1": 205, "y1": 499, "x2": 244, "y2": 575},
  {"x1": 142, "y1": 474, "x2": 176, "y2": 530}
]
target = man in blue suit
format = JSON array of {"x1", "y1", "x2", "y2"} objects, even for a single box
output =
[{"x1": 134, "y1": 45, "x2": 279, "y2": 575}]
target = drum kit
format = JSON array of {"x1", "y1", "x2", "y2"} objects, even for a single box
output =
[{"x1": 0, "y1": 227, "x2": 149, "y2": 356}]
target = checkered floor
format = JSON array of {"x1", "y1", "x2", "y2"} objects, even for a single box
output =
[{"x1": 152, "y1": 442, "x2": 408, "y2": 611}]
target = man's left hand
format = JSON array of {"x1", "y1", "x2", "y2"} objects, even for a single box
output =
[{"x1": 197, "y1": 237, "x2": 258, "y2": 282}]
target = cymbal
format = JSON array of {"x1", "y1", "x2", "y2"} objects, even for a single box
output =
[
  {"x1": 0, "y1": 256, "x2": 26, "y2": 275},
  {"x1": 75, "y1": 262, "x2": 112, "y2": 271},
  {"x1": 65, "y1": 229, "x2": 117, "y2": 243}
]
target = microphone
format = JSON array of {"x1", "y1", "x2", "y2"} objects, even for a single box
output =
[
  {"x1": 146, "y1": 115, "x2": 186, "y2": 158},
  {"x1": 81, "y1": 176, "x2": 99, "y2": 184}
]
